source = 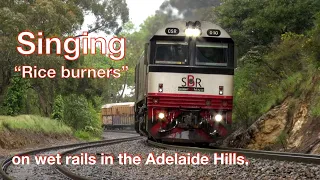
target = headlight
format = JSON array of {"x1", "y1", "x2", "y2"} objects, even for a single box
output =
[
  {"x1": 185, "y1": 28, "x2": 201, "y2": 37},
  {"x1": 158, "y1": 112, "x2": 165, "y2": 119},
  {"x1": 214, "y1": 114, "x2": 223, "y2": 122}
]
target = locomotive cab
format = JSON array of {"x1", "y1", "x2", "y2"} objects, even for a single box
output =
[{"x1": 135, "y1": 21, "x2": 236, "y2": 144}]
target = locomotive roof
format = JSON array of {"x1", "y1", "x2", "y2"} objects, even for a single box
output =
[
  {"x1": 153, "y1": 20, "x2": 231, "y2": 39},
  {"x1": 102, "y1": 102, "x2": 135, "y2": 108}
]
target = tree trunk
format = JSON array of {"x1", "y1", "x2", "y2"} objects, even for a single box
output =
[
  {"x1": 117, "y1": 70, "x2": 128, "y2": 103},
  {"x1": 32, "y1": 85, "x2": 49, "y2": 117}
]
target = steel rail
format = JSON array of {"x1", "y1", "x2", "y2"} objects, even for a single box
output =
[
  {"x1": 147, "y1": 140, "x2": 320, "y2": 165},
  {"x1": 0, "y1": 136, "x2": 142, "y2": 180},
  {"x1": 103, "y1": 130, "x2": 137, "y2": 134},
  {"x1": 55, "y1": 136, "x2": 142, "y2": 180}
]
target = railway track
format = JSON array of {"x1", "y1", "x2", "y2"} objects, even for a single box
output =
[
  {"x1": 0, "y1": 136, "x2": 142, "y2": 180},
  {"x1": 147, "y1": 140, "x2": 320, "y2": 165},
  {"x1": 2, "y1": 136, "x2": 319, "y2": 179},
  {"x1": 103, "y1": 130, "x2": 137, "y2": 134}
]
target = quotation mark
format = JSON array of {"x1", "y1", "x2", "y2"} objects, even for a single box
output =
[
  {"x1": 14, "y1": 66, "x2": 21, "y2": 72},
  {"x1": 121, "y1": 66, "x2": 128, "y2": 71}
]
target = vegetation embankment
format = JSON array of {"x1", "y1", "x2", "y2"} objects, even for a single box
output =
[
  {"x1": 0, "y1": 115, "x2": 74, "y2": 150},
  {"x1": 0, "y1": 115, "x2": 71, "y2": 134},
  {"x1": 0, "y1": 113, "x2": 102, "y2": 151},
  {"x1": 216, "y1": 0, "x2": 320, "y2": 151}
]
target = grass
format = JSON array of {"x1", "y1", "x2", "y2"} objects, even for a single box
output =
[
  {"x1": 276, "y1": 130, "x2": 288, "y2": 150},
  {"x1": 233, "y1": 71, "x2": 305, "y2": 127},
  {"x1": 310, "y1": 83, "x2": 320, "y2": 117},
  {"x1": 0, "y1": 115, "x2": 102, "y2": 141},
  {"x1": 254, "y1": 73, "x2": 302, "y2": 117},
  {"x1": 0, "y1": 115, "x2": 72, "y2": 134},
  {"x1": 74, "y1": 130, "x2": 101, "y2": 141},
  {"x1": 311, "y1": 101, "x2": 320, "y2": 117}
]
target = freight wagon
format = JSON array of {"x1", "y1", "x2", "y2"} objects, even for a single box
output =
[{"x1": 101, "y1": 102, "x2": 135, "y2": 130}]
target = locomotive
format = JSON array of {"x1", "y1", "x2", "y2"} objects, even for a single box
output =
[{"x1": 134, "y1": 20, "x2": 236, "y2": 144}]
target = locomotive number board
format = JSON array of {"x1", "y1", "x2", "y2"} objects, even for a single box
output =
[
  {"x1": 165, "y1": 28, "x2": 180, "y2": 35},
  {"x1": 178, "y1": 87, "x2": 204, "y2": 92},
  {"x1": 207, "y1": 29, "x2": 221, "y2": 36}
]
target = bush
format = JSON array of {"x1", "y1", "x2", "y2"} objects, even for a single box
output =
[
  {"x1": 276, "y1": 130, "x2": 288, "y2": 150},
  {"x1": 74, "y1": 130, "x2": 100, "y2": 141},
  {"x1": 63, "y1": 94, "x2": 102, "y2": 139},
  {"x1": 84, "y1": 125, "x2": 102, "y2": 137},
  {"x1": 2, "y1": 77, "x2": 29, "y2": 116},
  {"x1": 51, "y1": 95, "x2": 64, "y2": 121},
  {"x1": 232, "y1": 33, "x2": 312, "y2": 128}
]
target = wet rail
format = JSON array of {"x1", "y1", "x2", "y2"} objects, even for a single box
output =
[
  {"x1": 0, "y1": 136, "x2": 142, "y2": 180},
  {"x1": 147, "y1": 140, "x2": 320, "y2": 165}
]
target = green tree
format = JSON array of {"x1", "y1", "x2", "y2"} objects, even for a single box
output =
[
  {"x1": 0, "y1": 0, "x2": 129, "y2": 116},
  {"x1": 63, "y1": 94, "x2": 98, "y2": 130},
  {"x1": 2, "y1": 76, "x2": 29, "y2": 115},
  {"x1": 201, "y1": 0, "x2": 320, "y2": 56}
]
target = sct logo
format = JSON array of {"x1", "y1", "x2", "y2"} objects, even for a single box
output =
[
  {"x1": 181, "y1": 75, "x2": 202, "y2": 87},
  {"x1": 179, "y1": 75, "x2": 204, "y2": 92}
]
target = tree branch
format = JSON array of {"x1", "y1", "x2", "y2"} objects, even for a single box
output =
[
  {"x1": 74, "y1": 25, "x2": 104, "y2": 38},
  {"x1": 74, "y1": 26, "x2": 123, "y2": 38}
]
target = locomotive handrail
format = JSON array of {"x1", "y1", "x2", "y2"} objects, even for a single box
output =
[{"x1": 178, "y1": 108, "x2": 202, "y2": 112}]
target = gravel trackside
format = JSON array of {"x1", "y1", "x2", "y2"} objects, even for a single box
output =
[
  {"x1": 3, "y1": 131, "x2": 139, "y2": 180},
  {"x1": 64, "y1": 140, "x2": 320, "y2": 180}
]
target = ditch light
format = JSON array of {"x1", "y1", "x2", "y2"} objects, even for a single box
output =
[
  {"x1": 158, "y1": 83, "x2": 163, "y2": 93},
  {"x1": 219, "y1": 86, "x2": 224, "y2": 95}
]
